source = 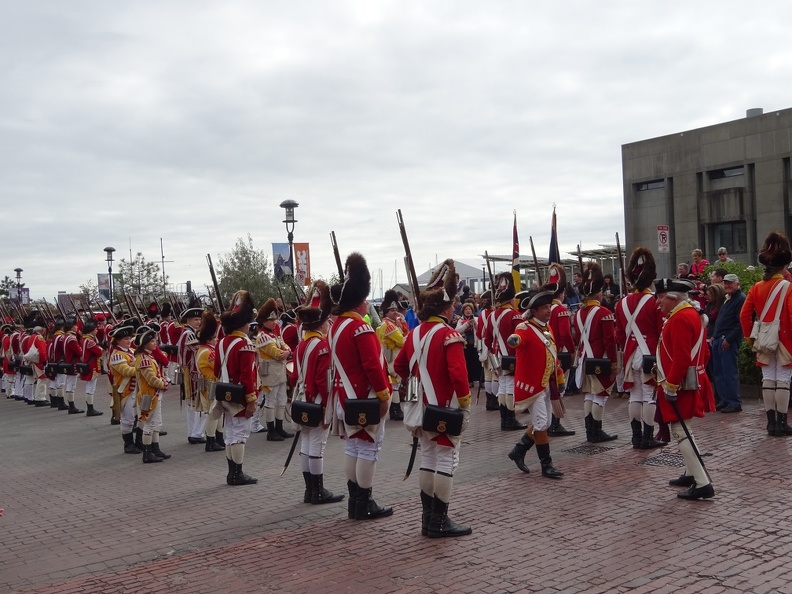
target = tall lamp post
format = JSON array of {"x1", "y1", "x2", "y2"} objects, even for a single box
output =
[
  {"x1": 279, "y1": 199, "x2": 299, "y2": 289},
  {"x1": 13, "y1": 268, "x2": 23, "y2": 304},
  {"x1": 104, "y1": 247, "x2": 116, "y2": 313}
]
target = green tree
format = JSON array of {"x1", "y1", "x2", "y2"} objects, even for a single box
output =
[
  {"x1": 216, "y1": 235, "x2": 280, "y2": 307},
  {"x1": 116, "y1": 252, "x2": 168, "y2": 299},
  {"x1": 0, "y1": 276, "x2": 15, "y2": 298}
]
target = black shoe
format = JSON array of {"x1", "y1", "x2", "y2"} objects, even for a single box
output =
[
  {"x1": 719, "y1": 405, "x2": 742, "y2": 413},
  {"x1": 420, "y1": 491, "x2": 433, "y2": 536},
  {"x1": 485, "y1": 393, "x2": 499, "y2": 411},
  {"x1": 49, "y1": 397, "x2": 58, "y2": 408},
  {"x1": 67, "y1": 401, "x2": 84, "y2": 415},
  {"x1": 303, "y1": 472, "x2": 313, "y2": 503},
  {"x1": 151, "y1": 443, "x2": 171, "y2": 459},
  {"x1": 347, "y1": 481, "x2": 359, "y2": 519},
  {"x1": 548, "y1": 414, "x2": 576, "y2": 437},
  {"x1": 215, "y1": 431, "x2": 226, "y2": 447},
  {"x1": 266, "y1": 422, "x2": 284, "y2": 441},
  {"x1": 57, "y1": 397, "x2": 69, "y2": 411},
  {"x1": 767, "y1": 410, "x2": 779, "y2": 436},
  {"x1": 123, "y1": 433, "x2": 141, "y2": 454},
  {"x1": 590, "y1": 419, "x2": 617, "y2": 442},
  {"x1": 34, "y1": 400, "x2": 49, "y2": 407},
  {"x1": 110, "y1": 418, "x2": 121, "y2": 425},
  {"x1": 228, "y1": 462, "x2": 258, "y2": 486},
  {"x1": 310, "y1": 474, "x2": 345, "y2": 504},
  {"x1": 677, "y1": 482, "x2": 715, "y2": 500},
  {"x1": 86, "y1": 404, "x2": 104, "y2": 417},
  {"x1": 205, "y1": 436, "x2": 225, "y2": 452},
  {"x1": 427, "y1": 497, "x2": 471, "y2": 538},
  {"x1": 159, "y1": 430, "x2": 168, "y2": 437},
  {"x1": 639, "y1": 422, "x2": 666, "y2": 449},
  {"x1": 537, "y1": 444, "x2": 564, "y2": 478},
  {"x1": 354, "y1": 487, "x2": 393, "y2": 520},
  {"x1": 715, "y1": 402, "x2": 725, "y2": 411},
  {"x1": 669, "y1": 473, "x2": 695, "y2": 487},
  {"x1": 142, "y1": 444, "x2": 163, "y2": 463},
  {"x1": 188, "y1": 436, "x2": 207, "y2": 444},
  {"x1": 500, "y1": 406, "x2": 527, "y2": 431},
  {"x1": 135, "y1": 428, "x2": 144, "y2": 450},
  {"x1": 226, "y1": 458, "x2": 234, "y2": 485},
  {"x1": 389, "y1": 402, "x2": 404, "y2": 421},
  {"x1": 507, "y1": 435, "x2": 534, "y2": 474},
  {"x1": 778, "y1": 412, "x2": 792, "y2": 436},
  {"x1": 275, "y1": 419, "x2": 294, "y2": 439},
  {"x1": 630, "y1": 419, "x2": 643, "y2": 448}
]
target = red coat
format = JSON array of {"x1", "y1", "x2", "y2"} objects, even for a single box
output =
[
  {"x1": 282, "y1": 323, "x2": 299, "y2": 353},
  {"x1": 2, "y1": 334, "x2": 11, "y2": 373},
  {"x1": 11, "y1": 331, "x2": 23, "y2": 357},
  {"x1": 574, "y1": 301, "x2": 617, "y2": 393},
  {"x1": 549, "y1": 300, "x2": 574, "y2": 354},
  {"x1": 168, "y1": 323, "x2": 184, "y2": 363},
  {"x1": 213, "y1": 330, "x2": 258, "y2": 417},
  {"x1": 485, "y1": 304, "x2": 521, "y2": 357},
  {"x1": 614, "y1": 290, "x2": 664, "y2": 388},
  {"x1": 328, "y1": 312, "x2": 390, "y2": 440},
  {"x1": 48, "y1": 331, "x2": 65, "y2": 363},
  {"x1": 394, "y1": 317, "x2": 470, "y2": 447},
  {"x1": 290, "y1": 331, "x2": 331, "y2": 405},
  {"x1": 80, "y1": 334, "x2": 104, "y2": 380},
  {"x1": 510, "y1": 319, "x2": 565, "y2": 407},
  {"x1": 740, "y1": 275, "x2": 792, "y2": 365},
  {"x1": 63, "y1": 332, "x2": 82, "y2": 372},
  {"x1": 657, "y1": 302, "x2": 714, "y2": 421}
]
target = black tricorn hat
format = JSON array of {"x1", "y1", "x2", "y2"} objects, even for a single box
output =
[
  {"x1": 280, "y1": 309, "x2": 297, "y2": 324},
  {"x1": 515, "y1": 290, "x2": 531, "y2": 312},
  {"x1": 493, "y1": 272, "x2": 516, "y2": 304},
  {"x1": 418, "y1": 259, "x2": 457, "y2": 320},
  {"x1": 221, "y1": 290, "x2": 257, "y2": 332},
  {"x1": 180, "y1": 308, "x2": 203, "y2": 323},
  {"x1": 580, "y1": 262, "x2": 604, "y2": 297},
  {"x1": 198, "y1": 310, "x2": 218, "y2": 343},
  {"x1": 654, "y1": 278, "x2": 696, "y2": 294},
  {"x1": 758, "y1": 231, "x2": 792, "y2": 268},
  {"x1": 331, "y1": 252, "x2": 371, "y2": 314},
  {"x1": 296, "y1": 280, "x2": 332, "y2": 331},
  {"x1": 627, "y1": 247, "x2": 657, "y2": 291},
  {"x1": 134, "y1": 326, "x2": 158, "y2": 348},
  {"x1": 381, "y1": 289, "x2": 400, "y2": 312},
  {"x1": 110, "y1": 325, "x2": 135, "y2": 341}
]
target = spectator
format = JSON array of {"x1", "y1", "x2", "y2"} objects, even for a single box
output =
[
  {"x1": 705, "y1": 284, "x2": 726, "y2": 341},
  {"x1": 690, "y1": 249, "x2": 709, "y2": 279},
  {"x1": 712, "y1": 274, "x2": 745, "y2": 413},
  {"x1": 710, "y1": 268, "x2": 728, "y2": 286},
  {"x1": 455, "y1": 301, "x2": 481, "y2": 387},
  {"x1": 601, "y1": 274, "x2": 621, "y2": 311},
  {"x1": 716, "y1": 247, "x2": 734, "y2": 264},
  {"x1": 565, "y1": 280, "x2": 581, "y2": 313},
  {"x1": 676, "y1": 263, "x2": 690, "y2": 278}
]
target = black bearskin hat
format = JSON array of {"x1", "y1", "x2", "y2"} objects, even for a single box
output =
[
  {"x1": 627, "y1": 247, "x2": 657, "y2": 291},
  {"x1": 161, "y1": 302, "x2": 173, "y2": 318},
  {"x1": 197, "y1": 310, "x2": 218, "y2": 344},
  {"x1": 330, "y1": 252, "x2": 371, "y2": 314},
  {"x1": 147, "y1": 302, "x2": 159, "y2": 318},
  {"x1": 82, "y1": 320, "x2": 97, "y2": 334},
  {"x1": 418, "y1": 259, "x2": 458, "y2": 321},
  {"x1": 493, "y1": 272, "x2": 516, "y2": 305},
  {"x1": 257, "y1": 298, "x2": 279, "y2": 325},
  {"x1": 542, "y1": 263, "x2": 567, "y2": 296},
  {"x1": 758, "y1": 231, "x2": 792, "y2": 268},
  {"x1": 381, "y1": 289, "x2": 400, "y2": 312},
  {"x1": 296, "y1": 280, "x2": 332, "y2": 331},
  {"x1": 580, "y1": 262, "x2": 604, "y2": 297},
  {"x1": 221, "y1": 290, "x2": 256, "y2": 333}
]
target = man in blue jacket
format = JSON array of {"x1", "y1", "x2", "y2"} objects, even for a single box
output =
[{"x1": 711, "y1": 274, "x2": 746, "y2": 413}]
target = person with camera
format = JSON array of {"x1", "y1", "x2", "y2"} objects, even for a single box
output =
[{"x1": 395, "y1": 259, "x2": 473, "y2": 538}]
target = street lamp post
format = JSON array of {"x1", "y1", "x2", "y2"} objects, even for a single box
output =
[
  {"x1": 279, "y1": 200, "x2": 299, "y2": 288},
  {"x1": 13, "y1": 268, "x2": 22, "y2": 304},
  {"x1": 104, "y1": 247, "x2": 116, "y2": 313}
]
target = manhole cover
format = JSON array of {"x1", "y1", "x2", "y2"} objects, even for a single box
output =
[
  {"x1": 639, "y1": 452, "x2": 685, "y2": 467},
  {"x1": 563, "y1": 444, "x2": 617, "y2": 455}
]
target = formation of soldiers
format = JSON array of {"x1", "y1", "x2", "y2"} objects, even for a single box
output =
[{"x1": 19, "y1": 229, "x2": 792, "y2": 534}]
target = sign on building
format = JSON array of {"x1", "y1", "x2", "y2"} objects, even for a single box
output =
[{"x1": 657, "y1": 225, "x2": 670, "y2": 253}]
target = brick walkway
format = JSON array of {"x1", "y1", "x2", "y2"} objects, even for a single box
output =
[{"x1": 0, "y1": 380, "x2": 788, "y2": 593}]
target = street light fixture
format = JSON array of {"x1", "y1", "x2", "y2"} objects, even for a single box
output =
[
  {"x1": 279, "y1": 199, "x2": 299, "y2": 284},
  {"x1": 104, "y1": 247, "x2": 116, "y2": 313}
]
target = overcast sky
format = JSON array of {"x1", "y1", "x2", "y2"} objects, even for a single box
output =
[{"x1": 3, "y1": 1, "x2": 791, "y2": 300}]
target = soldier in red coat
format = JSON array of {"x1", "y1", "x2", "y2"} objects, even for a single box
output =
[
  {"x1": 615, "y1": 248, "x2": 665, "y2": 449},
  {"x1": 22, "y1": 325, "x2": 49, "y2": 406},
  {"x1": 10, "y1": 325, "x2": 25, "y2": 400},
  {"x1": 485, "y1": 272, "x2": 527, "y2": 431},
  {"x1": 507, "y1": 289, "x2": 566, "y2": 478},
  {"x1": 1, "y1": 324, "x2": 14, "y2": 397},
  {"x1": 79, "y1": 320, "x2": 105, "y2": 417},
  {"x1": 545, "y1": 264, "x2": 576, "y2": 437},
  {"x1": 574, "y1": 262, "x2": 618, "y2": 442},
  {"x1": 394, "y1": 259, "x2": 472, "y2": 538},
  {"x1": 289, "y1": 281, "x2": 344, "y2": 505},
  {"x1": 214, "y1": 291, "x2": 259, "y2": 486},
  {"x1": 655, "y1": 278, "x2": 715, "y2": 500},
  {"x1": 475, "y1": 290, "x2": 499, "y2": 411},
  {"x1": 62, "y1": 318, "x2": 85, "y2": 414},
  {"x1": 328, "y1": 252, "x2": 392, "y2": 521}
]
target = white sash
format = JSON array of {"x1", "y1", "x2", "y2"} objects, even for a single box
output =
[
  {"x1": 620, "y1": 294, "x2": 653, "y2": 356},
  {"x1": 295, "y1": 337, "x2": 321, "y2": 404},
  {"x1": 218, "y1": 338, "x2": 242, "y2": 383}
]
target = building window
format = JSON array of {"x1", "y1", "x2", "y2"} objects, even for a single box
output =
[
  {"x1": 636, "y1": 179, "x2": 665, "y2": 191},
  {"x1": 713, "y1": 221, "x2": 747, "y2": 254},
  {"x1": 709, "y1": 166, "x2": 744, "y2": 180}
]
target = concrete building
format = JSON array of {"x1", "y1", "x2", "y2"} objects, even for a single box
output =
[{"x1": 622, "y1": 107, "x2": 792, "y2": 277}]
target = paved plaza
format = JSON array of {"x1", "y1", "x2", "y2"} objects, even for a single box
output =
[{"x1": 1, "y1": 378, "x2": 790, "y2": 594}]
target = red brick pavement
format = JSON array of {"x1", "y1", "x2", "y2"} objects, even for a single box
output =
[{"x1": 2, "y1": 380, "x2": 791, "y2": 593}]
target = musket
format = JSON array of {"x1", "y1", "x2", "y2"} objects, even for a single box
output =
[
  {"x1": 206, "y1": 254, "x2": 226, "y2": 312},
  {"x1": 53, "y1": 296, "x2": 69, "y2": 319},
  {"x1": 577, "y1": 244, "x2": 585, "y2": 277},
  {"x1": 529, "y1": 236, "x2": 543, "y2": 286},
  {"x1": 290, "y1": 275, "x2": 306, "y2": 304},
  {"x1": 38, "y1": 299, "x2": 56, "y2": 325},
  {"x1": 396, "y1": 209, "x2": 422, "y2": 310},
  {"x1": 276, "y1": 283, "x2": 287, "y2": 313},
  {"x1": 484, "y1": 251, "x2": 497, "y2": 295},
  {"x1": 66, "y1": 294, "x2": 84, "y2": 322},
  {"x1": 330, "y1": 231, "x2": 344, "y2": 278},
  {"x1": 615, "y1": 232, "x2": 628, "y2": 293},
  {"x1": 280, "y1": 429, "x2": 302, "y2": 476}
]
